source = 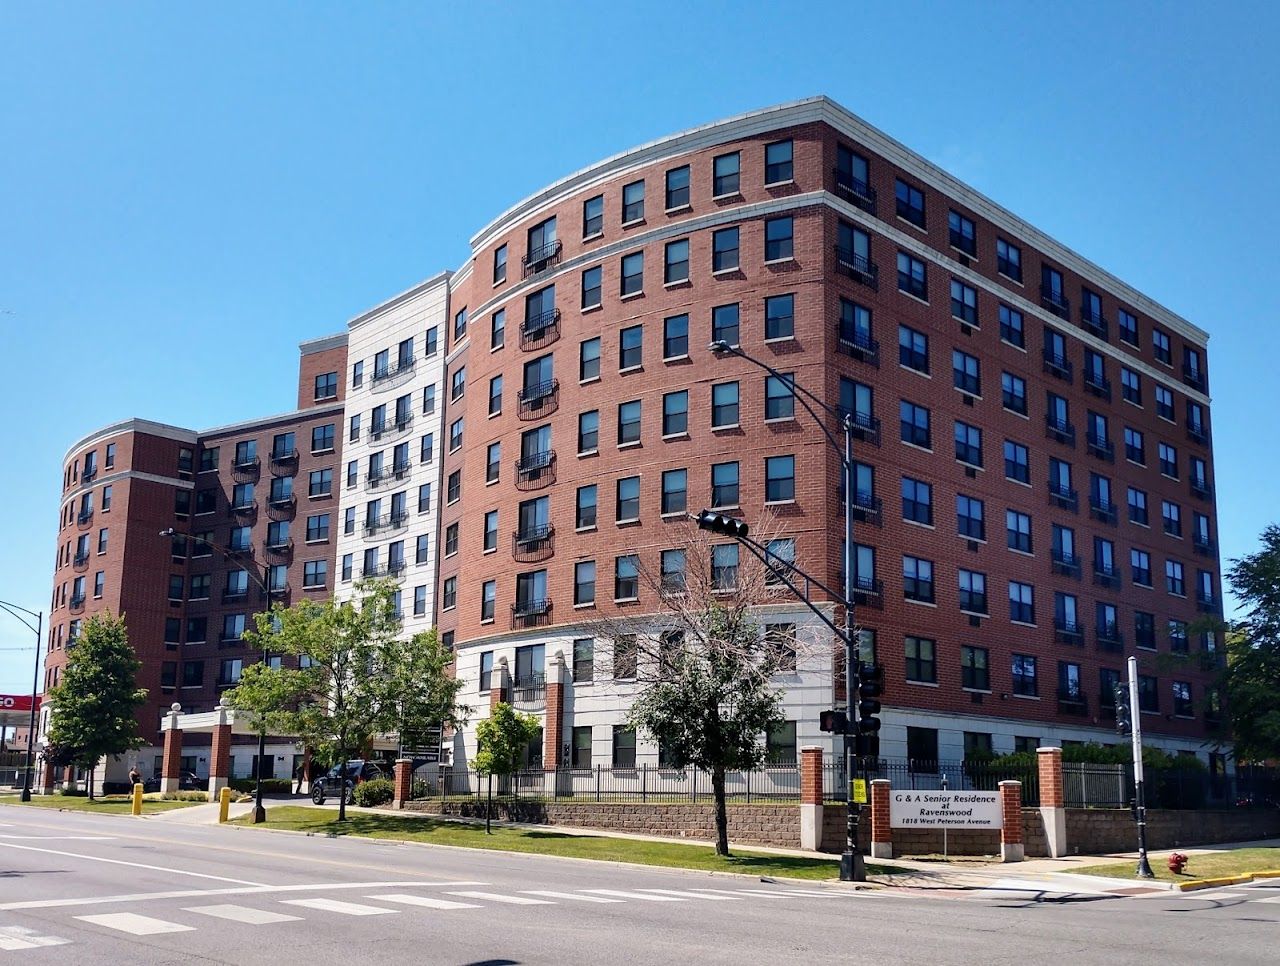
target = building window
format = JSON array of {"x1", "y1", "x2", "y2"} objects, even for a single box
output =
[
  {"x1": 620, "y1": 251, "x2": 644, "y2": 296},
  {"x1": 655, "y1": 468, "x2": 690, "y2": 519},
  {"x1": 1155, "y1": 385, "x2": 1175, "y2": 422},
  {"x1": 713, "y1": 151, "x2": 740, "y2": 196},
  {"x1": 579, "y1": 265, "x2": 603, "y2": 310},
  {"x1": 712, "y1": 227, "x2": 739, "y2": 273},
  {"x1": 895, "y1": 178, "x2": 925, "y2": 227},
  {"x1": 961, "y1": 645, "x2": 989, "y2": 691},
  {"x1": 1121, "y1": 367, "x2": 1142, "y2": 405},
  {"x1": 1118, "y1": 308, "x2": 1138, "y2": 345},
  {"x1": 314, "y1": 372, "x2": 338, "y2": 401},
  {"x1": 663, "y1": 314, "x2": 689, "y2": 359},
  {"x1": 764, "y1": 139, "x2": 793, "y2": 184},
  {"x1": 1152, "y1": 328, "x2": 1172, "y2": 364},
  {"x1": 441, "y1": 576, "x2": 456, "y2": 611},
  {"x1": 664, "y1": 164, "x2": 690, "y2": 210},
  {"x1": 574, "y1": 561, "x2": 596, "y2": 606},
  {"x1": 711, "y1": 461, "x2": 739, "y2": 508},
  {"x1": 483, "y1": 510, "x2": 498, "y2": 553},
  {"x1": 957, "y1": 494, "x2": 985, "y2": 540},
  {"x1": 1128, "y1": 486, "x2": 1149, "y2": 526},
  {"x1": 580, "y1": 336, "x2": 601, "y2": 382},
  {"x1": 905, "y1": 636, "x2": 936, "y2": 684},
  {"x1": 950, "y1": 279, "x2": 978, "y2": 325},
  {"x1": 453, "y1": 306, "x2": 468, "y2": 342},
  {"x1": 959, "y1": 569, "x2": 987, "y2": 614},
  {"x1": 712, "y1": 302, "x2": 739, "y2": 346},
  {"x1": 996, "y1": 238, "x2": 1022, "y2": 281},
  {"x1": 1135, "y1": 610, "x2": 1156, "y2": 649},
  {"x1": 1166, "y1": 559, "x2": 1185, "y2": 596},
  {"x1": 576, "y1": 485, "x2": 597, "y2": 529},
  {"x1": 1004, "y1": 440, "x2": 1030, "y2": 485},
  {"x1": 1009, "y1": 581, "x2": 1035, "y2": 624},
  {"x1": 764, "y1": 374, "x2": 794, "y2": 421},
  {"x1": 446, "y1": 469, "x2": 461, "y2": 504},
  {"x1": 897, "y1": 251, "x2": 927, "y2": 299},
  {"x1": 306, "y1": 514, "x2": 330, "y2": 542},
  {"x1": 662, "y1": 391, "x2": 688, "y2": 436},
  {"x1": 660, "y1": 549, "x2": 687, "y2": 594},
  {"x1": 903, "y1": 556, "x2": 934, "y2": 603},
  {"x1": 616, "y1": 476, "x2": 640, "y2": 522},
  {"x1": 622, "y1": 179, "x2": 645, "y2": 223},
  {"x1": 899, "y1": 400, "x2": 930, "y2": 448},
  {"x1": 573, "y1": 638, "x2": 594, "y2": 683},
  {"x1": 578, "y1": 409, "x2": 600, "y2": 454},
  {"x1": 898, "y1": 325, "x2": 929, "y2": 373},
  {"x1": 615, "y1": 555, "x2": 640, "y2": 601},
  {"x1": 617, "y1": 400, "x2": 641, "y2": 445},
  {"x1": 583, "y1": 194, "x2": 603, "y2": 238},
  {"x1": 620, "y1": 324, "x2": 643, "y2": 370},
  {"x1": 484, "y1": 441, "x2": 500, "y2": 483},
  {"x1": 764, "y1": 216, "x2": 793, "y2": 261},
  {"x1": 711, "y1": 543, "x2": 739, "y2": 590},
  {"x1": 954, "y1": 421, "x2": 982, "y2": 467},
  {"x1": 953, "y1": 350, "x2": 980, "y2": 395},
  {"x1": 1006, "y1": 509, "x2": 1032, "y2": 553},
  {"x1": 1002, "y1": 372, "x2": 1027, "y2": 415},
  {"x1": 1011, "y1": 654, "x2": 1037, "y2": 697},
  {"x1": 902, "y1": 476, "x2": 932, "y2": 525},
  {"x1": 765, "y1": 456, "x2": 795, "y2": 503},
  {"x1": 764, "y1": 294, "x2": 794, "y2": 340},
  {"x1": 711, "y1": 381, "x2": 739, "y2": 428},
  {"x1": 311, "y1": 424, "x2": 335, "y2": 453},
  {"x1": 1138, "y1": 674, "x2": 1159, "y2": 713},
  {"x1": 488, "y1": 310, "x2": 506, "y2": 351},
  {"x1": 308, "y1": 469, "x2": 332, "y2": 498},
  {"x1": 999, "y1": 304, "x2": 1024, "y2": 348},
  {"x1": 1172, "y1": 681, "x2": 1193, "y2": 718},
  {"x1": 492, "y1": 243, "x2": 508, "y2": 285},
  {"x1": 948, "y1": 210, "x2": 976, "y2": 255},
  {"x1": 303, "y1": 560, "x2": 327, "y2": 590}
]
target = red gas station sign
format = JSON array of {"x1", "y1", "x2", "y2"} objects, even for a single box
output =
[{"x1": 0, "y1": 694, "x2": 39, "y2": 716}]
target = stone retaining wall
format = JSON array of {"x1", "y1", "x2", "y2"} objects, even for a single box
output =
[{"x1": 1064, "y1": 806, "x2": 1280, "y2": 853}]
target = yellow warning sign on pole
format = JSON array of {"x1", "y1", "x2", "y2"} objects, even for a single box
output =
[{"x1": 850, "y1": 778, "x2": 868, "y2": 804}]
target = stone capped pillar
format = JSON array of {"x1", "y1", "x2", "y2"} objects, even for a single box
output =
[
  {"x1": 544, "y1": 651, "x2": 567, "y2": 771},
  {"x1": 870, "y1": 778, "x2": 893, "y2": 859},
  {"x1": 40, "y1": 758, "x2": 56, "y2": 794},
  {"x1": 490, "y1": 657, "x2": 510, "y2": 711},
  {"x1": 999, "y1": 780, "x2": 1024, "y2": 862},
  {"x1": 1036, "y1": 746, "x2": 1067, "y2": 857},
  {"x1": 799, "y1": 746, "x2": 824, "y2": 850},
  {"x1": 160, "y1": 702, "x2": 184, "y2": 793},
  {"x1": 392, "y1": 758, "x2": 413, "y2": 809},
  {"x1": 208, "y1": 706, "x2": 233, "y2": 800}
]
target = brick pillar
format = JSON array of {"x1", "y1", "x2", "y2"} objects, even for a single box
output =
[
  {"x1": 40, "y1": 759, "x2": 56, "y2": 794},
  {"x1": 392, "y1": 758, "x2": 413, "y2": 809},
  {"x1": 490, "y1": 658, "x2": 510, "y2": 711},
  {"x1": 799, "y1": 746, "x2": 824, "y2": 850},
  {"x1": 999, "y1": 780, "x2": 1024, "y2": 862},
  {"x1": 870, "y1": 779, "x2": 893, "y2": 859},
  {"x1": 1036, "y1": 746, "x2": 1067, "y2": 857},
  {"x1": 160, "y1": 702, "x2": 183, "y2": 793},
  {"x1": 208, "y1": 706, "x2": 233, "y2": 800},
  {"x1": 544, "y1": 652, "x2": 565, "y2": 771}
]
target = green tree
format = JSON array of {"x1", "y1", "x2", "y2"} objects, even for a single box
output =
[
  {"x1": 1224, "y1": 524, "x2": 1280, "y2": 760},
  {"x1": 46, "y1": 612, "x2": 146, "y2": 799},
  {"x1": 474, "y1": 702, "x2": 541, "y2": 833},
  {"x1": 226, "y1": 578, "x2": 467, "y2": 821}
]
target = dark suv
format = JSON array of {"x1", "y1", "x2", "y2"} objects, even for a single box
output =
[{"x1": 310, "y1": 760, "x2": 386, "y2": 805}]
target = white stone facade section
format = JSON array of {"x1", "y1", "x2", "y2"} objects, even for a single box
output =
[{"x1": 336, "y1": 273, "x2": 451, "y2": 632}]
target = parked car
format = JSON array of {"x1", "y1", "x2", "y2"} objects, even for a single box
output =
[
  {"x1": 142, "y1": 771, "x2": 205, "y2": 793},
  {"x1": 310, "y1": 760, "x2": 386, "y2": 805}
]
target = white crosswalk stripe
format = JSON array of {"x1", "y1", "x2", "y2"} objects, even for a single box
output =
[
  {"x1": 368, "y1": 894, "x2": 482, "y2": 910},
  {"x1": 521, "y1": 891, "x2": 625, "y2": 903},
  {"x1": 183, "y1": 904, "x2": 302, "y2": 924},
  {"x1": 637, "y1": 889, "x2": 742, "y2": 900},
  {"x1": 445, "y1": 891, "x2": 554, "y2": 905},
  {"x1": 1251, "y1": 895, "x2": 1280, "y2": 904},
  {"x1": 0, "y1": 927, "x2": 70, "y2": 951},
  {"x1": 579, "y1": 889, "x2": 685, "y2": 902},
  {"x1": 688, "y1": 888, "x2": 795, "y2": 899},
  {"x1": 281, "y1": 898, "x2": 397, "y2": 916},
  {"x1": 75, "y1": 913, "x2": 195, "y2": 935}
]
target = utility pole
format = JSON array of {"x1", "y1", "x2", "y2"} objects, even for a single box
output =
[{"x1": 1127, "y1": 655, "x2": 1154, "y2": 878}]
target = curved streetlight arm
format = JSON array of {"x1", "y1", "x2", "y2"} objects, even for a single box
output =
[
  {"x1": 731, "y1": 535, "x2": 854, "y2": 652},
  {"x1": 0, "y1": 599, "x2": 41, "y2": 636},
  {"x1": 158, "y1": 528, "x2": 272, "y2": 597},
  {"x1": 0, "y1": 597, "x2": 43, "y2": 802},
  {"x1": 708, "y1": 341, "x2": 851, "y2": 464}
]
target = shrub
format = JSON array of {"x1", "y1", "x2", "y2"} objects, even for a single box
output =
[
  {"x1": 229, "y1": 778, "x2": 293, "y2": 794},
  {"x1": 160, "y1": 791, "x2": 210, "y2": 802},
  {"x1": 352, "y1": 777, "x2": 395, "y2": 807}
]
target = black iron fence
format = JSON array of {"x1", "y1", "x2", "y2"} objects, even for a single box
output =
[
  {"x1": 1064, "y1": 761, "x2": 1280, "y2": 810},
  {"x1": 823, "y1": 757, "x2": 1040, "y2": 806}
]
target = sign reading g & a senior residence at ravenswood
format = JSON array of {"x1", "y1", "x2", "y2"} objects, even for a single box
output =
[{"x1": 889, "y1": 790, "x2": 1003, "y2": 829}]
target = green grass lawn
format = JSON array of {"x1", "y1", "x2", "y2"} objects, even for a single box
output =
[
  {"x1": 236, "y1": 805, "x2": 888, "y2": 881},
  {"x1": 1074, "y1": 847, "x2": 1280, "y2": 882},
  {"x1": 0, "y1": 794, "x2": 200, "y2": 814}
]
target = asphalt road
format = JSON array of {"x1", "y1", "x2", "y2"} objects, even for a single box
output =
[{"x1": 1, "y1": 804, "x2": 1276, "y2": 965}]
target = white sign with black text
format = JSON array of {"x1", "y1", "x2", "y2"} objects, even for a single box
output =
[{"x1": 889, "y1": 790, "x2": 1003, "y2": 829}]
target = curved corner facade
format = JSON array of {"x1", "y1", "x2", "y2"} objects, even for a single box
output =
[{"x1": 43, "y1": 96, "x2": 1227, "y2": 788}]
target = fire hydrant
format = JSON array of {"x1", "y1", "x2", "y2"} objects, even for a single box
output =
[{"x1": 1168, "y1": 852, "x2": 1189, "y2": 875}]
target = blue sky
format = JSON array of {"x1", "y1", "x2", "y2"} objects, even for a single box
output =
[{"x1": 1, "y1": 1, "x2": 1277, "y2": 693}]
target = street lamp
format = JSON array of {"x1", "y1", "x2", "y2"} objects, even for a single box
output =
[
  {"x1": 160, "y1": 527, "x2": 273, "y2": 823},
  {"x1": 0, "y1": 599, "x2": 43, "y2": 802},
  {"x1": 707, "y1": 339, "x2": 866, "y2": 882}
]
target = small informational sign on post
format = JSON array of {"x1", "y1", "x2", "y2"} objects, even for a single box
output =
[
  {"x1": 850, "y1": 778, "x2": 868, "y2": 804},
  {"x1": 889, "y1": 790, "x2": 1002, "y2": 829}
]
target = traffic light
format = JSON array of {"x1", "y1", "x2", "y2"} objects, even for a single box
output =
[
  {"x1": 1115, "y1": 682, "x2": 1132, "y2": 736},
  {"x1": 694, "y1": 509, "x2": 749, "y2": 538},
  {"x1": 857, "y1": 662, "x2": 884, "y2": 735},
  {"x1": 819, "y1": 710, "x2": 848, "y2": 734}
]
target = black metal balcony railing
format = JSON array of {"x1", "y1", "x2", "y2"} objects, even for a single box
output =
[
  {"x1": 518, "y1": 379, "x2": 560, "y2": 419},
  {"x1": 837, "y1": 408, "x2": 881, "y2": 447},
  {"x1": 1190, "y1": 479, "x2": 1213, "y2": 501},
  {"x1": 1096, "y1": 623, "x2": 1123, "y2": 652},
  {"x1": 227, "y1": 542, "x2": 254, "y2": 557},
  {"x1": 852, "y1": 576, "x2": 884, "y2": 609},
  {"x1": 364, "y1": 512, "x2": 408, "y2": 537},
  {"x1": 1093, "y1": 563, "x2": 1121, "y2": 588},
  {"x1": 1054, "y1": 619, "x2": 1083, "y2": 644},
  {"x1": 265, "y1": 539, "x2": 293, "y2": 557},
  {"x1": 1051, "y1": 552, "x2": 1081, "y2": 578},
  {"x1": 834, "y1": 246, "x2": 879, "y2": 289},
  {"x1": 1086, "y1": 433, "x2": 1115, "y2": 462},
  {"x1": 1083, "y1": 372, "x2": 1111, "y2": 401},
  {"x1": 520, "y1": 308, "x2": 561, "y2": 350},
  {"x1": 81, "y1": 467, "x2": 98, "y2": 484},
  {"x1": 1197, "y1": 593, "x2": 1218, "y2": 614},
  {"x1": 1182, "y1": 364, "x2": 1206, "y2": 391},
  {"x1": 511, "y1": 672, "x2": 548, "y2": 708},
  {"x1": 222, "y1": 588, "x2": 249, "y2": 603},
  {"x1": 270, "y1": 448, "x2": 298, "y2": 469},
  {"x1": 1048, "y1": 484, "x2": 1078, "y2": 512},
  {"x1": 1090, "y1": 497, "x2": 1117, "y2": 524},
  {"x1": 1041, "y1": 285, "x2": 1071, "y2": 319},
  {"x1": 228, "y1": 501, "x2": 257, "y2": 517},
  {"x1": 232, "y1": 456, "x2": 260, "y2": 479},
  {"x1": 267, "y1": 495, "x2": 296, "y2": 519},
  {"x1": 371, "y1": 357, "x2": 416, "y2": 388},
  {"x1": 360, "y1": 560, "x2": 406, "y2": 580},
  {"x1": 836, "y1": 322, "x2": 880, "y2": 367},
  {"x1": 1057, "y1": 689, "x2": 1088, "y2": 714},
  {"x1": 515, "y1": 450, "x2": 556, "y2": 490},
  {"x1": 512, "y1": 525, "x2": 555, "y2": 562},
  {"x1": 522, "y1": 239, "x2": 562, "y2": 278},
  {"x1": 833, "y1": 169, "x2": 876, "y2": 214},
  {"x1": 1045, "y1": 416, "x2": 1075, "y2": 447},
  {"x1": 69, "y1": 593, "x2": 86, "y2": 611},
  {"x1": 1193, "y1": 535, "x2": 1216, "y2": 557},
  {"x1": 851, "y1": 489, "x2": 882, "y2": 525},
  {"x1": 512, "y1": 598, "x2": 552, "y2": 628},
  {"x1": 73, "y1": 551, "x2": 90, "y2": 569},
  {"x1": 1041, "y1": 349, "x2": 1073, "y2": 382},
  {"x1": 1186, "y1": 425, "x2": 1209, "y2": 446},
  {"x1": 365, "y1": 468, "x2": 388, "y2": 490},
  {"x1": 77, "y1": 509, "x2": 93, "y2": 525},
  {"x1": 1081, "y1": 308, "x2": 1108, "y2": 340}
]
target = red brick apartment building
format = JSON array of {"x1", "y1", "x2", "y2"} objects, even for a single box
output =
[{"x1": 42, "y1": 97, "x2": 1228, "y2": 786}]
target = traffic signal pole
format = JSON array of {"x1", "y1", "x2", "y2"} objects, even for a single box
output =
[
  {"x1": 841, "y1": 415, "x2": 865, "y2": 883},
  {"x1": 1127, "y1": 655, "x2": 1154, "y2": 878}
]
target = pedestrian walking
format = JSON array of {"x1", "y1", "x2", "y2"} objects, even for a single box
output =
[{"x1": 128, "y1": 765, "x2": 141, "y2": 787}]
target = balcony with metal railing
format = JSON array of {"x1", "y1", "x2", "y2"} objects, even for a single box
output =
[
  {"x1": 69, "y1": 593, "x2": 86, "y2": 612},
  {"x1": 511, "y1": 672, "x2": 547, "y2": 710},
  {"x1": 1190, "y1": 478, "x2": 1213, "y2": 501},
  {"x1": 512, "y1": 524, "x2": 555, "y2": 562},
  {"x1": 72, "y1": 551, "x2": 90, "y2": 570},
  {"x1": 1193, "y1": 535, "x2": 1216, "y2": 557},
  {"x1": 522, "y1": 239, "x2": 562, "y2": 278},
  {"x1": 834, "y1": 246, "x2": 878, "y2": 289},
  {"x1": 1044, "y1": 416, "x2": 1076, "y2": 447},
  {"x1": 1083, "y1": 371, "x2": 1111, "y2": 401},
  {"x1": 222, "y1": 587, "x2": 249, "y2": 604},
  {"x1": 515, "y1": 450, "x2": 556, "y2": 490},
  {"x1": 371, "y1": 357, "x2": 416, "y2": 390},
  {"x1": 1057, "y1": 688, "x2": 1088, "y2": 714},
  {"x1": 267, "y1": 495, "x2": 296, "y2": 519},
  {"x1": 833, "y1": 169, "x2": 876, "y2": 214},
  {"x1": 1096, "y1": 623, "x2": 1123, "y2": 653},
  {"x1": 1051, "y1": 551, "x2": 1081, "y2": 578},
  {"x1": 852, "y1": 576, "x2": 883, "y2": 609},
  {"x1": 76, "y1": 509, "x2": 94, "y2": 526},
  {"x1": 837, "y1": 407, "x2": 881, "y2": 447},
  {"x1": 264, "y1": 539, "x2": 293, "y2": 559},
  {"x1": 232, "y1": 456, "x2": 260, "y2": 480},
  {"x1": 511, "y1": 598, "x2": 552, "y2": 629},
  {"x1": 1054, "y1": 619, "x2": 1083, "y2": 645},
  {"x1": 1197, "y1": 592, "x2": 1218, "y2": 614},
  {"x1": 1041, "y1": 349, "x2": 1073, "y2": 382},
  {"x1": 518, "y1": 379, "x2": 560, "y2": 419},
  {"x1": 1086, "y1": 433, "x2": 1114, "y2": 462},
  {"x1": 1093, "y1": 563, "x2": 1121, "y2": 588},
  {"x1": 1048, "y1": 483, "x2": 1078, "y2": 512},
  {"x1": 835, "y1": 322, "x2": 880, "y2": 367},
  {"x1": 1041, "y1": 286, "x2": 1070, "y2": 319},
  {"x1": 269, "y1": 448, "x2": 299, "y2": 472},
  {"x1": 520, "y1": 309, "x2": 561, "y2": 351},
  {"x1": 1182, "y1": 364, "x2": 1206, "y2": 391},
  {"x1": 1186, "y1": 424, "x2": 1209, "y2": 446},
  {"x1": 1081, "y1": 307, "x2": 1108, "y2": 340},
  {"x1": 1089, "y1": 497, "x2": 1117, "y2": 524},
  {"x1": 361, "y1": 560, "x2": 406, "y2": 580},
  {"x1": 81, "y1": 467, "x2": 98, "y2": 484},
  {"x1": 851, "y1": 489, "x2": 882, "y2": 525},
  {"x1": 228, "y1": 501, "x2": 257, "y2": 518},
  {"x1": 364, "y1": 512, "x2": 408, "y2": 538}
]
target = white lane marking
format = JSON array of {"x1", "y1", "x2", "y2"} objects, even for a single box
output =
[
  {"x1": 579, "y1": 889, "x2": 684, "y2": 902},
  {"x1": 1250, "y1": 895, "x2": 1280, "y2": 904},
  {"x1": 281, "y1": 898, "x2": 397, "y2": 916},
  {"x1": 731, "y1": 889, "x2": 847, "y2": 899},
  {"x1": 521, "y1": 891, "x2": 625, "y2": 903},
  {"x1": 0, "y1": 928, "x2": 70, "y2": 951},
  {"x1": 637, "y1": 888, "x2": 741, "y2": 901},
  {"x1": 688, "y1": 888, "x2": 793, "y2": 899},
  {"x1": 1179, "y1": 891, "x2": 1249, "y2": 900},
  {"x1": 446, "y1": 891, "x2": 555, "y2": 905},
  {"x1": 748, "y1": 890, "x2": 855, "y2": 899},
  {"x1": 183, "y1": 904, "x2": 302, "y2": 924},
  {"x1": 75, "y1": 913, "x2": 195, "y2": 935},
  {"x1": 369, "y1": 894, "x2": 482, "y2": 910},
  {"x1": 0, "y1": 881, "x2": 489, "y2": 912},
  {"x1": 0, "y1": 835, "x2": 117, "y2": 841},
  {"x1": 2, "y1": 842, "x2": 263, "y2": 886}
]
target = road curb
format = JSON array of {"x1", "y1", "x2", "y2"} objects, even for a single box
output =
[{"x1": 1175, "y1": 869, "x2": 1280, "y2": 892}]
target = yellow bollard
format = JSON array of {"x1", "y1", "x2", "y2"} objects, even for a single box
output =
[
  {"x1": 218, "y1": 785, "x2": 231, "y2": 823},
  {"x1": 131, "y1": 782, "x2": 143, "y2": 816}
]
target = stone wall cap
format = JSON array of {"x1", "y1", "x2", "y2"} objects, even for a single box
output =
[{"x1": 1036, "y1": 746, "x2": 1063, "y2": 754}]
